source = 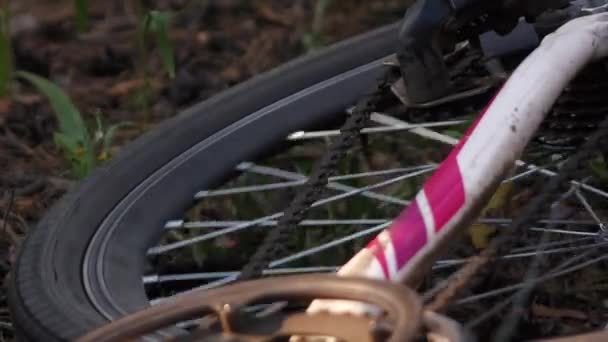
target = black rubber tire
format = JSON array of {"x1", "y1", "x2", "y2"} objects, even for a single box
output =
[{"x1": 8, "y1": 23, "x2": 401, "y2": 341}]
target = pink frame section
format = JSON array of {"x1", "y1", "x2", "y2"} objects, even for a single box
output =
[{"x1": 309, "y1": 13, "x2": 608, "y2": 314}]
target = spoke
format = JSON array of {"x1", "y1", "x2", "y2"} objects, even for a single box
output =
[
  {"x1": 528, "y1": 227, "x2": 599, "y2": 236},
  {"x1": 158, "y1": 217, "x2": 598, "y2": 267},
  {"x1": 371, "y1": 113, "x2": 459, "y2": 145},
  {"x1": 195, "y1": 165, "x2": 435, "y2": 201},
  {"x1": 498, "y1": 241, "x2": 608, "y2": 259},
  {"x1": 196, "y1": 276, "x2": 235, "y2": 290},
  {"x1": 287, "y1": 120, "x2": 468, "y2": 140},
  {"x1": 575, "y1": 188, "x2": 607, "y2": 231},
  {"x1": 310, "y1": 169, "x2": 431, "y2": 205},
  {"x1": 195, "y1": 180, "x2": 305, "y2": 198},
  {"x1": 550, "y1": 249, "x2": 598, "y2": 273},
  {"x1": 150, "y1": 213, "x2": 283, "y2": 255},
  {"x1": 480, "y1": 218, "x2": 596, "y2": 226},
  {"x1": 504, "y1": 166, "x2": 541, "y2": 182},
  {"x1": 465, "y1": 249, "x2": 598, "y2": 327},
  {"x1": 150, "y1": 169, "x2": 427, "y2": 255},
  {"x1": 149, "y1": 266, "x2": 339, "y2": 305},
  {"x1": 165, "y1": 219, "x2": 389, "y2": 229},
  {"x1": 144, "y1": 266, "x2": 338, "y2": 284},
  {"x1": 434, "y1": 241, "x2": 608, "y2": 268},
  {"x1": 456, "y1": 253, "x2": 608, "y2": 305},
  {"x1": 371, "y1": 113, "x2": 608, "y2": 200},
  {"x1": 460, "y1": 191, "x2": 577, "y2": 322},
  {"x1": 166, "y1": 218, "x2": 599, "y2": 230},
  {"x1": 495, "y1": 196, "x2": 574, "y2": 342},
  {"x1": 509, "y1": 237, "x2": 593, "y2": 253},
  {"x1": 149, "y1": 276, "x2": 239, "y2": 305},
  {"x1": 578, "y1": 182, "x2": 608, "y2": 200},
  {"x1": 269, "y1": 222, "x2": 392, "y2": 267},
  {"x1": 430, "y1": 187, "x2": 595, "y2": 302},
  {"x1": 329, "y1": 165, "x2": 436, "y2": 181},
  {"x1": 481, "y1": 218, "x2": 600, "y2": 237},
  {"x1": 237, "y1": 163, "x2": 435, "y2": 206}
]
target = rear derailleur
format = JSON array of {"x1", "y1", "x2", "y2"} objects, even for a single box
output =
[{"x1": 395, "y1": 0, "x2": 606, "y2": 108}]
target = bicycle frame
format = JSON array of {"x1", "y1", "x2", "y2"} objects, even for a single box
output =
[{"x1": 309, "y1": 12, "x2": 608, "y2": 315}]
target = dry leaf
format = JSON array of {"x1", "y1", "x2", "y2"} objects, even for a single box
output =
[
  {"x1": 468, "y1": 181, "x2": 513, "y2": 248},
  {"x1": 486, "y1": 181, "x2": 514, "y2": 213},
  {"x1": 0, "y1": 98, "x2": 11, "y2": 114},
  {"x1": 469, "y1": 223, "x2": 497, "y2": 249},
  {"x1": 108, "y1": 79, "x2": 144, "y2": 97},
  {"x1": 256, "y1": 2, "x2": 293, "y2": 26}
]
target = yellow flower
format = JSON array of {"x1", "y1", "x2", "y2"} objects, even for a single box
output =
[{"x1": 97, "y1": 151, "x2": 108, "y2": 161}]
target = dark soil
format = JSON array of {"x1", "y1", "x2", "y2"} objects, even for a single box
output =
[
  {"x1": 0, "y1": 0, "x2": 406, "y2": 340},
  {"x1": 5, "y1": 2, "x2": 606, "y2": 341}
]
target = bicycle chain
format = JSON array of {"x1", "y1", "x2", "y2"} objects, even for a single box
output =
[
  {"x1": 237, "y1": 42, "x2": 488, "y2": 281},
  {"x1": 239, "y1": 46, "x2": 608, "y2": 321},
  {"x1": 238, "y1": 48, "x2": 484, "y2": 281},
  {"x1": 238, "y1": 72, "x2": 393, "y2": 280}
]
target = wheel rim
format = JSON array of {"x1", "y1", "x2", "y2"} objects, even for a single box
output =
[
  {"x1": 83, "y1": 54, "x2": 396, "y2": 319},
  {"x1": 81, "y1": 45, "x2": 608, "y2": 340}
]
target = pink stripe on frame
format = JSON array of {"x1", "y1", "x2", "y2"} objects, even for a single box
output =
[
  {"x1": 423, "y1": 157, "x2": 466, "y2": 232},
  {"x1": 366, "y1": 90, "x2": 502, "y2": 273},
  {"x1": 386, "y1": 201, "x2": 428, "y2": 269},
  {"x1": 366, "y1": 238, "x2": 390, "y2": 279},
  {"x1": 422, "y1": 92, "x2": 500, "y2": 232}
]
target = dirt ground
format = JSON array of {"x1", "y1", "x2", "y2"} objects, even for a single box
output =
[{"x1": 0, "y1": 0, "x2": 407, "y2": 339}]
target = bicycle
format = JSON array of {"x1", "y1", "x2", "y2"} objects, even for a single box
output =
[{"x1": 9, "y1": 0, "x2": 608, "y2": 341}]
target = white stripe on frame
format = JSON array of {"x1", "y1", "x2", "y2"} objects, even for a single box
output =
[
  {"x1": 378, "y1": 231, "x2": 398, "y2": 279},
  {"x1": 417, "y1": 191, "x2": 436, "y2": 240}
]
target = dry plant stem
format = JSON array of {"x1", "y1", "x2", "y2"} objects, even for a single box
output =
[
  {"x1": 1, "y1": 189, "x2": 14, "y2": 231},
  {"x1": 1, "y1": 189, "x2": 19, "y2": 244},
  {"x1": 0, "y1": 130, "x2": 35, "y2": 157},
  {"x1": 133, "y1": 0, "x2": 152, "y2": 123},
  {"x1": 0, "y1": 0, "x2": 13, "y2": 97}
]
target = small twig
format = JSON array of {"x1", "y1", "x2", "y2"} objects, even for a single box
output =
[
  {"x1": 1, "y1": 189, "x2": 15, "y2": 236},
  {"x1": 46, "y1": 176, "x2": 76, "y2": 191},
  {"x1": 2, "y1": 211, "x2": 26, "y2": 233},
  {"x1": 1, "y1": 173, "x2": 75, "y2": 194},
  {"x1": 1, "y1": 189, "x2": 20, "y2": 244},
  {"x1": 1, "y1": 129, "x2": 34, "y2": 157},
  {"x1": 14, "y1": 180, "x2": 45, "y2": 197},
  {"x1": 466, "y1": 296, "x2": 513, "y2": 328}
]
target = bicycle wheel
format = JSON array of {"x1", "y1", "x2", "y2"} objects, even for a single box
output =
[
  {"x1": 9, "y1": 16, "x2": 608, "y2": 342},
  {"x1": 8, "y1": 22, "x2": 404, "y2": 341}
]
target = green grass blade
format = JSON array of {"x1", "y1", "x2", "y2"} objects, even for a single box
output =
[
  {"x1": 18, "y1": 71, "x2": 90, "y2": 144},
  {"x1": 19, "y1": 71, "x2": 95, "y2": 177},
  {"x1": 0, "y1": 4, "x2": 12, "y2": 97},
  {"x1": 312, "y1": 0, "x2": 332, "y2": 35},
  {"x1": 102, "y1": 122, "x2": 134, "y2": 155},
  {"x1": 54, "y1": 132, "x2": 94, "y2": 178},
  {"x1": 303, "y1": 0, "x2": 332, "y2": 52},
  {"x1": 74, "y1": 0, "x2": 90, "y2": 33},
  {"x1": 147, "y1": 11, "x2": 175, "y2": 78}
]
